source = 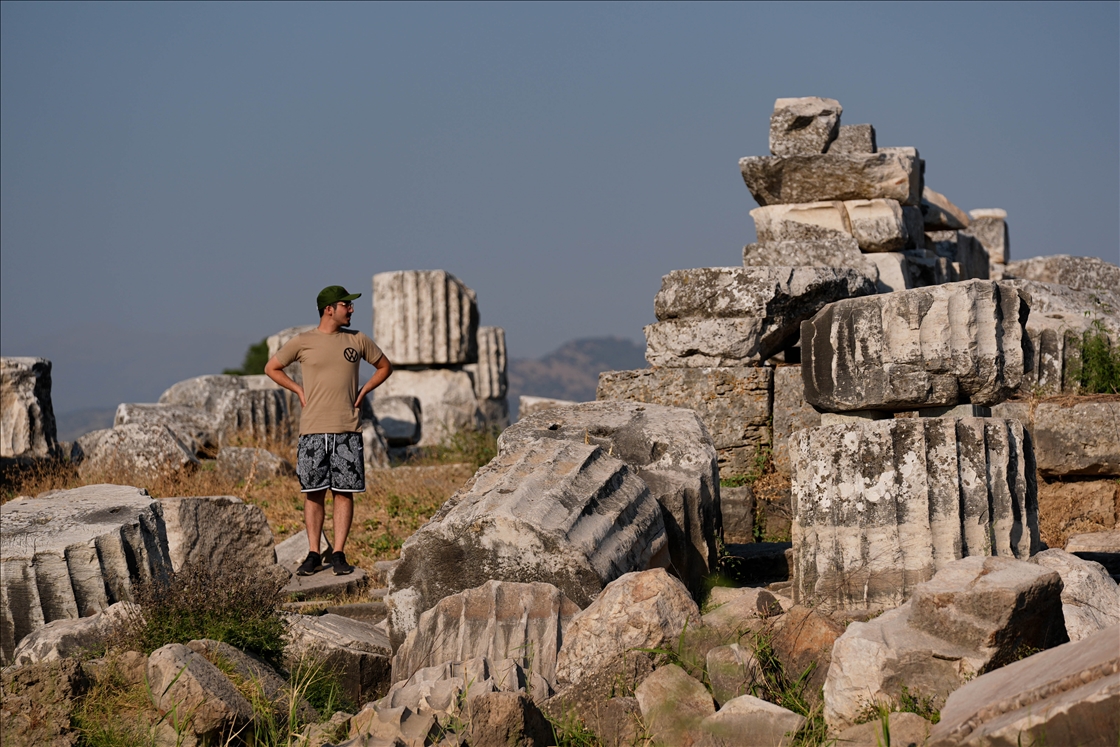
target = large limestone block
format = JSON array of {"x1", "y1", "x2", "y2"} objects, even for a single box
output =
[
  {"x1": 187, "y1": 638, "x2": 315, "y2": 724},
  {"x1": 739, "y1": 151, "x2": 921, "y2": 207},
  {"x1": 1, "y1": 357, "x2": 59, "y2": 460},
  {"x1": 866, "y1": 251, "x2": 914, "y2": 293},
  {"x1": 215, "y1": 446, "x2": 294, "y2": 483},
  {"x1": 499, "y1": 400, "x2": 720, "y2": 599},
  {"x1": 699, "y1": 694, "x2": 806, "y2": 746},
  {"x1": 555, "y1": 569, "x2": 700, "y2": 687},
  {"x1": 0, "y1": 485, "x2": 172, "y2": 664},
  {"x1": 147, "y1": 643, "x2": 253, "y2": 739},
  {"x1": 647, "y1": 267, "x2": 876, "y2": 367},
  {"x1": 1005, "y1": 254, "x2": 1120, "y2": 296},
  {"x1": 992, "y1": 399, "x2": 1120, "y2": 477},
  {"x1": 742, "y1": 234, "x2": 881, "y2": 285},
  {"x1": 843, "y1": 199, "x2": 908, "y2": 253},
  {"x1": 772, "y1": 365, "x2": 819, "y2": 475},
  {"x1": 1029, "y1": 549, "x2": 1120, "y2": 641},
  {"x1": 285, "y1": 613, "x2": 393, "y2": 705},
  {"x1": 823, "y1": 557, "x2": 1068, "y2": 731},
  {"x1": 790, "y1": 418, "x2": 1040, "y2": 613},
  {"x1": 635, "y1": 664, "x2": 715, "y2": 745},
  {"x1": 386, "y1": 438, "x2": 667, "y2": 648},
  {"x1": 74, "y1": 423, "x2": 198, "y2": 480},
  {"x1": 114, "y1": 402, "x2": 218, "y2": 455},
  {"x1": 921, "y1": 187, "x2": 970, "y2": 230},
  {"x1": 391, "y1": 580, "x2": 580, "y2": 689},
  {"x1": 750, "y1": 202, "x2": 851, "y2": 243},
  {"x1": 373, "y1": 270, "x2": 479, "y2": 365},
  {"x1": 596, "y1": 366, "x2": 772, "y2": 477},
  {"x1": 801, "y1": 280, "x2": 1030, "y2": 412},
  {"x1": 769, "y1": 97, "x2": 842, "y2": 156},
  {"x1": 378, "y1": 367, "x2": 481, "y2": 447},
  {"x1": 471, "y1": 326, "x2": 508, "y2": 400},
  {"x1": 160, "y1": 496, "x2": 276, "y2": 573},
  {"x1": 828, "y1": 123, "x2": 876, "y2": 154},
  {"x1": 159, "y1": 374, "x2": 249, "y2": 410},
  {"x1": 963, "y1": 208, "x2": 1009, "y2": 265},
  {"x1": 927, "y1": 625, "x2": 1120, "y2": 747}
]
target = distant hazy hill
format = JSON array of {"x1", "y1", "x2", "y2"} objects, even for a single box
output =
[{"x1": 507, "y1": 337, "x2": 646, "y2": 419}]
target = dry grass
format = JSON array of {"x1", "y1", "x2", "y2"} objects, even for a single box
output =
[{"x1": 1, "y1": 435, "x2": 476, "y2": 576}]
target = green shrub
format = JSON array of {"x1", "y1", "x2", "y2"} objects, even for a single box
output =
[
  {"x1": 1074, "y1": 322, "x2": 1120, "y2": 394},
  {"x1": 224, "y1": 338, "x2": 270, "y2": 376},
  {"x1": 122, "y1": 562, "x2": 287, "y2": 665}
]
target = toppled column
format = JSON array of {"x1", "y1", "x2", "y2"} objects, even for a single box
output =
[
  {"x1": 373, "y1": 270, "x2": 479, "y2": 366},
  {"x1": 790, "y1": 417, "x2": 1040, "y2": 613},
  {"x1": 498, "y1": 401, "x2": 720, "y2": 599},
  {"x1": 645, "y1": 266, "x2": 876, "y2": 367},
  {"x1": 801, "y1": 280, "x2": 1030, "y2": 412},
  {"x1": 0, "y1": 485, "x2": 172, "y2": 664},
  {"x1": 386, "y1": 438, "x2": 667, "y2": 648},
  {"x1": 1, "y1": 357, "x2": 60, "y2": 461}
]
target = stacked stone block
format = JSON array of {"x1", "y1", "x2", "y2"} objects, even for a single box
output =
[
  {"x1": 790, "y1": 281, "x2": 1041, "y2": 612},
  {"x1": 373, "y1": 271, "x2": 509, "y2": 446}
]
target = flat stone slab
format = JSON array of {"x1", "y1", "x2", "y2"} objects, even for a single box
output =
[
  {"x1": 0, "y1": 484, "x2": 171, "y2": 665},
  {"x1": 740, "y1": 152, "x2": 921, "y2": 207}
]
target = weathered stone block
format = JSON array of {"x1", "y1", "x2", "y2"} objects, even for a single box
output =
[
  {"x1": 647, "y1": 267, "x2": 876, "y2": 367},
  {"x1": 828, "y1": 123, "x2": 876, "y2": 154},
  {"x1": 772, "y1": 365, "x2": 820, "y2": 475},
  {"x1": 1004, "y1": 254, "x2": 1120, "y2": 296},
  {"x1": 635, "y1": 664, "x2": 715, "y2": 746},
  {"x1": 597, "y1": 366, "x2": 772, "y2": 476},
  {"x1": 392, "y1": 581, "x2": 579, "y2": 690},
  {"x1": 1, "y1": 357, "x2": 59, "y2": 460},
  {"x1": 11, "y1": 601, "x2": 133, "y2": 667},
  {"x1": 823, "y1": 557, "x2": 1068, "y2": 731},
  {"x1": 927, "y1": 624, "x2": 1119, "y2": 747},
  {"x1": 742, "y1": 234, "x2": 881, "y2": 285},
  {"x1": 386, "y1": 438, "x2": 667, "y2": 648},
  {"x1": 74, "y1": 423, "x2": 198, "y2": 480},
  {"x1": 700, "y1": 694, "x2": 806, "y2": 746},
  {"x1": 801, "y1": 280, "x2": 1029, "y2": 411},
  {"x1": 750, "y1": 201, "x2": 850, "y2": 244},
  {"x1": 556, "y1": 569, "x2": 699, "y2": 688},
  {"x1": 500, "y1": 401, "x2": 719, "y2": 599},
  {"x1": 286, "y1": 613, "x2": 393, "y2": 705},
  {"x1": 921, "y1": 187, "x2": 970, "y2": 230},
  {"x1": 790, "y1": 418, "x2": 1040, "y2": 613},
  {"x1": 1029, "y1": 549, "x2": 1120, "y2": 642},
  {"x1": 992, "y1": 399, "x2": 1120, "y2": 477},
  {"x1": 373, "y1": 270, "x2": 479, "y2": 365},
  {"x1": 160, "y1": 496, "x2": 276, "y2": 573},
  {"x1": 963, "y1": 208, "x2": 1009, "y2": 265},
  {"x1": 739, "y1": 152, "x2": 921, "y2": 207},
  {"x1": 378, "y1": 367, "x2": 481, "y2": 447},
  {"x1": 866, "y1": 251, "x2": 913, "y2": 293},
  {"x1": 148, "y1": 643, "x2": 253, "y2": 739},
  {"x1": 844, "y1": 198, "x2": 908, "y2": 252},
  {"x1": 517, "y1": 396, "x2": 578, "y2": 421},
  {"x1": 769, "y1": 97, "x2": 842, "y2": 156},
  {"x1": 926, "y1": 230, "x2": 989, "y2": 281},
  {"x1": 0, "y1": 485, "x2": 172, "y2": 664},
  {"x1": 372, "y1": 395, "x2": 422, "y2": 446},
  {"x1": 215, "y1": 446, "x2": 294, "y2": 483}
]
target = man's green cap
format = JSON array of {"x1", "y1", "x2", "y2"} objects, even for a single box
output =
[{"x1": 317, "y1": 285, "x2": 362, "y2": 312}]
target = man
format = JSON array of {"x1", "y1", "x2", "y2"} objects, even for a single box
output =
[{"x1": 265, "y1": 285, "x2": 393, "y2": 576}]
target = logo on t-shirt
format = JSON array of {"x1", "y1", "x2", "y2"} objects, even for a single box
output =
[{"x1": 344, "y1": 347, "x2": 360, "y2": 362}]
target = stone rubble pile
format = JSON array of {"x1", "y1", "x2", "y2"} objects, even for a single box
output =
[{"x1": 374, "y1": 270, "x2": 510, "y2": 448}]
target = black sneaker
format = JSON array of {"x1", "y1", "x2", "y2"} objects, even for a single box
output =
[
  {"x1": 296, "y1": 551, "x2": 322, "y2": 576},
  {"x1": 331, "y1": 551, "x2": 354, "y2": 576}
]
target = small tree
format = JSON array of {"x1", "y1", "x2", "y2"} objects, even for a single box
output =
[{"x1": 224, "y1": 338, "x2": 270, "y2": 376}]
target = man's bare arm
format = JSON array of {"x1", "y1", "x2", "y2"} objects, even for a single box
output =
[
  {"x1": 264, "y1": 356, "x2": 307, "y2": 407},
  {"x1": 355, "y1": 355, "x2": 393, "y2": 407}
]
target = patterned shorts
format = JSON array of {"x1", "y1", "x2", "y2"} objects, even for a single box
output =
[{"x1": 297, "y1": 432, "x2": 366, "y2": 493}]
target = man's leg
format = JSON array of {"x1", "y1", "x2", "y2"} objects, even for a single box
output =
[
  {"x1": 331, "y1": 491, "x2": 353, "y2": 552},
  {"x1": 304, "y1": 489, "x2": 328, "y2": 553}
]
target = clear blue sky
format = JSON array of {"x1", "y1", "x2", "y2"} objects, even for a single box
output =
[{"x1": 2, "y1": 2, "x2": 1117, "y2": 414}]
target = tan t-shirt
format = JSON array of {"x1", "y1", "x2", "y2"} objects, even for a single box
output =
[{"x1": 274, "y1": 328, "x2": 383, "y2": 435}]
